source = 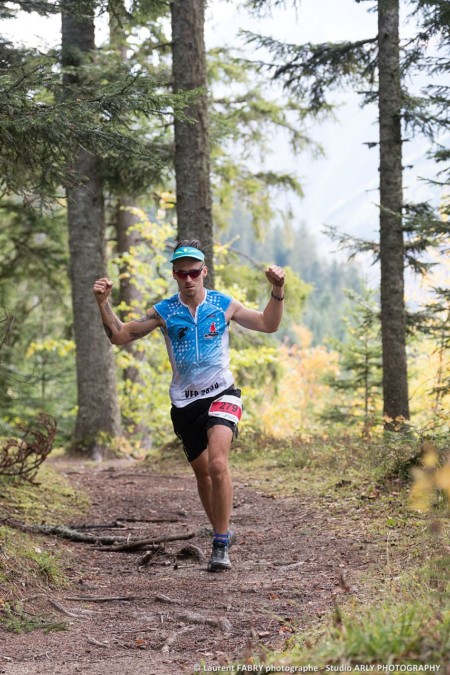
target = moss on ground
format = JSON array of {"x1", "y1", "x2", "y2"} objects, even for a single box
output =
[{"x1": 0, "y1": 460, "x2": 90, "y2": 632}]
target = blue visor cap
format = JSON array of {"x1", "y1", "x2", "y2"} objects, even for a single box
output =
[{"x1": 170, "y1": 246, "x2": 205, "y2": 263}]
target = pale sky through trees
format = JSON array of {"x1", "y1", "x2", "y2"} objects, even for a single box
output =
[
  {"x1": 3, "y1": 0, "x2": 446, "y2": 265},
  {"x1": 205, "y1": 0, "x2": 446, "y2": 262}
]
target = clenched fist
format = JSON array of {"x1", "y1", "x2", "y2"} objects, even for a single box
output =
[
  {"x1": 93, "y1": 277, "x2": 113, "y2": 304},
  {"x1": 265, "y1": 265, "x2": 285, "y2": 288}
]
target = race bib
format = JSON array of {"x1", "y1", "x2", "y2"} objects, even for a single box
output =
[{"x1": 208, "y1": 395, "x2": 243, "y2": 425}]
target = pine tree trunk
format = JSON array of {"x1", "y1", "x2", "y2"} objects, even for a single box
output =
[
  {"x1": 378, "y1": 0, "x2": 410, "y2": 424},
  {"x1": 170, "y1": 0, "x2": 215, "y2": 288},
  {"x1": 61, "y1": 2, "x2": 122, "y2": 453}
]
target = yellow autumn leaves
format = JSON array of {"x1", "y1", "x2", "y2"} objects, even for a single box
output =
[{"x1": 409, "y1": 441, "x2": 450, "y2": 512}]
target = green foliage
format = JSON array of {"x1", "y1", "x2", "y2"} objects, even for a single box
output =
[
  {"x1": 110, "y1": 217, "x2": 308, "y2": 441},
  {"x1": 0, "y1": 602, "x2": 66, "y2": 634},
  {"x1": 244, "y1": 0, "x2": 300, "y2": 15},
  {"x1": 208, "y1": 46, "x2": 316, "y2": 234},
  {"x1": 110, "y1": 209, "x2": 175, "y2": 445},
  {"x1": 321, "y1": 289, "x2": 382, "y2": 436},
  {"x1": 276, "y1": 593, "x2": 449, "y2": 667},
  {"x1": 229, "y1": 426, "x2": 449, "y2": 669},
  {"x1": 0, "y1": 24, "x2": 192, "y2": 199},
  {"x1": 220, "y1": 214, "x2": 364, "y2": 345},
  {"x1": 0, "y1": 1, "x2": 60, "y2": 20},
  {"x1": 241, "y1": 32, "x2": 378, "y2": 111},
  {"x1": 240, "y1": 1, "x2": 450, "y2": 286},
  {"x1": 0, "y1": 201, "x2": 76, "y2": 440}
]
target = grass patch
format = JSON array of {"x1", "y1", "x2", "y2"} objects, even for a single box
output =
[
  {"x1": 0, "y1": 459, "x2": 90, "y2": 629},
  {"x1": 231, "y1": 428, "x2": 448, "y2": 489},
  {"x1": 0, "y1": 525, "x2": 68, "y2": 595},
  {"x1": 266, "y1": 556, "x2": 450, "y2": 668},
  {"x1": 225, "y1": 429, "x2": 450, "y2": 668},
  {"x1": 0, "y1": 461, "x2": 89, "y2": 524},
  {"x1": 0, "y1": 601, "x2": 66, "y2": 634}
]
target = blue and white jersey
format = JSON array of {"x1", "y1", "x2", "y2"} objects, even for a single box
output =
[{"x1": 154, "y1": 290, "x2": 234, "y2": 408}]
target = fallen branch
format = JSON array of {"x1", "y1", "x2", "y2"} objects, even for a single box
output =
[
  {"x1": 137, "y1": 546, "x2": 165, "y2": 567},
  {"x1": 273, "y1": 561, "x2": 305, "y2": 570},
  {"x1": 87, "y1": 636, "x2": 109, "y2": 647},
  {"x1": 155, "y1": 594, "x2": 180, "y2": 605},
  {"x1": 96, "y1": 530, "x2": 195, "y2": 552},
  {"x1": 48, "y1": 598, "x2": 92, "y2": 619},
  {"x1": 0, "y1": 413, "x2": 56, "y2": 482},
  {"x1": 66, "y1": 521, "x2": 127, "y2": 530},
  {"x1": 174, "y1": 611, "x2": 232, "y2": 633},
  {"x1": 65, "y1": 595, "x2": 136, "y2": 603},
  {"x1": 115, "y1": 516, "x2": 186, "y2": 525},
  {"x1": 161, "y1": 626, "x2": 195, "y2": 653},
  {"x1": 4, "y1": 522, "x2": 128, "y2": 545},
  {"x1": 107, "y1": 472, "x2": 152, "y2": 479}
]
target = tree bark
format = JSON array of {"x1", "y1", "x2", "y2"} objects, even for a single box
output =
[
  {"x1": 61, "y1": 1, "x2": 122, "y2": 452},
  {"x1": 378, "y1": 0, "x2": 409, "y2": 424},
  {"x1": 170, "y1": 0, "x2": 215, "y2": 288}
]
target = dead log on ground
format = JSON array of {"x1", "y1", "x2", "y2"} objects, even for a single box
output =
[
  {"x1": 174, "y1": 611, "x2": 232, "y2": 633},
  {"x1": 65, "y1": 595, "x2": 137, "y2": 603},
  {"x1": 161, "y1": 626, "x2": 195, "y2": 653},
  {"x1": 96, "y1": 530, "x2": 195, "y2": 552},
  {"x1": 4, "y1": 521, "x2": 128, "y2": 545}
]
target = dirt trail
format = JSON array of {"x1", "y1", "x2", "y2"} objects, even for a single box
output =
[{"x1": 1, "y1": 459, "x2": 381, "y2": 675}]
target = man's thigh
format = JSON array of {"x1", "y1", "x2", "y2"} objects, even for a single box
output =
[{"x1": 207, "y1": 423, "x2": 234, "y2": 457}]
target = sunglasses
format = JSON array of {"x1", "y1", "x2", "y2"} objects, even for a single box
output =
[{"x1": 173, "y1": 264, "x2": 205, "y2": 280}]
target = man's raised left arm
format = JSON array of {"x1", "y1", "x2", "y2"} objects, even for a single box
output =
[{"x1": 227, "y1": 265, "x2": 286, "y2": 333}]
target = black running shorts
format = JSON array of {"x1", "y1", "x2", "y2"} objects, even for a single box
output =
[{"x1": 170, "y1": 385, "x2": 241, "y2": 463}]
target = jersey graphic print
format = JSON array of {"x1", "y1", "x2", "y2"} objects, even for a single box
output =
[{"x1": 154, "y1": 290, "x2": 234, "y2": 407}]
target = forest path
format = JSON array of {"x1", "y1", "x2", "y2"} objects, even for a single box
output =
[{"x1": 3, "y1": 456, "x2": 383, "y2": 674}]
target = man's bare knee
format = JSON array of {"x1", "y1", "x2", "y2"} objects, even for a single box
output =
[{"x1": 208, "y1": 456, "x2": 229, "y2": 482}]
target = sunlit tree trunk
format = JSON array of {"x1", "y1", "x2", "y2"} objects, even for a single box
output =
[
  {"x1": 61, "y1": 0, "x2": 122, "y2": 453},
  {"x1": 170, "y1": 0, "x2": 215, "y2": 287},
  {"x1": 378, "y1": 0, "x2": 409, "y2": 425}
]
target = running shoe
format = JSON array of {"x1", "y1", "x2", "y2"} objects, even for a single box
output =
[{"x1": 207, "y1": 542, "x2": 231, "y2": 572}]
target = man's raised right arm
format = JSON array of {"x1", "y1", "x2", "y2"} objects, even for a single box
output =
[{"x1": 93, "y1": 277, "x2": 163, "y2": 345}]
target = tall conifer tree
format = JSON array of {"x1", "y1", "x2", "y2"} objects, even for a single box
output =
[
  {"x1": 170, "y1": 0, "x2": 214, "y2": 286},
  {"x1": 378, "y1": 0, "x2": 409, "y2": 423}
]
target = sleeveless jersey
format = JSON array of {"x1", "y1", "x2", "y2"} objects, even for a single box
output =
[{"x1": 154, "y1": 290, "x2": 234, "y2": 408}]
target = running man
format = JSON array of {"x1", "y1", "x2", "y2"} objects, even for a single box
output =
[{"x1": 93, "y1": 240, "x2": 285, "y2": 572}]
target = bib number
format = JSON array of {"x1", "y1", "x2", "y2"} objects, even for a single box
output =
[{"x1": 208, "y1": 395, "x2": 242, "y2": 425}]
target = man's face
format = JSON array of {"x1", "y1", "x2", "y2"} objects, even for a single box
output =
[{"x1": 172, "y1": 257, "x2": 207, "y2": 296}]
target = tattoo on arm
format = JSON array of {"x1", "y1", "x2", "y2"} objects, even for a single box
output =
[
  {"x1": 104, "y1": 303, "x2": 122, "y2": 332},
  {"x1": 129, "y1": 328, "x2": 153, "y2": 341},
  {"x1": 103, "y1": 323, "x2": 113, "y2": 340},
  {"x1": 136, "y1": 311, "x2": 160, "y2": 323}
]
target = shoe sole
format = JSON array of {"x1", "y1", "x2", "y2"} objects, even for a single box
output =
[{"x1": 207, "y1": 561, "x2": 231, "y2": 573}]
